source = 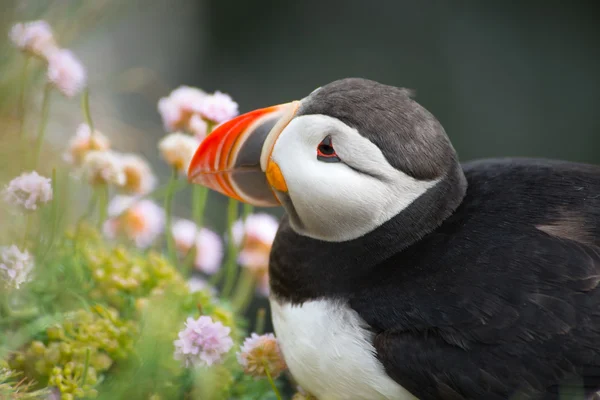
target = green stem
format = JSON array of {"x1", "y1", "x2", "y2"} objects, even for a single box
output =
[
  {"x1": 243, "y1": 203, "x2": 253, "y2": 221},
  {"x1": 96, "y1": 184, "x2": 109, "y2": 230},
  {"x1": 192, "y1": 185, "x2": 208, "y2": 228},
  {"x1": 255, "y1": 308, "x2": 266, "y2": 334},
  {"x1": 263, "y1": 361, "x2": 282, "y2": 400},
  {"x1": 231, "y1": 269, "x2": 256, "y2": 313},
  {"x1": 221, "y1": 198, "x2": 239, "y2": 297},
  {"x1": 164, "y1": 168, "x2": 178, "y2": 265},
  {"x1": 18, "y1": 56, "x2": 30, "y2": 138},
  {"x1": 33, "y1": 83, "x2": 52, "y2": 168},
  {"x1": 81, "y1": 88, "x2": 95, "y2": 140}
]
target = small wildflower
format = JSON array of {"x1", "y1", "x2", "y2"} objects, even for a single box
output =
[
  {"x1": 63, "y1": 123, "x2": 111, "y2": 166},
  {"x1": 121, "y1": 153, "x2": 156, "y2": 195},
  {"x1": 82, "y1": 150, "x2": 126, "y2": 187},
  {"x1": 103, "y1": 196, "x2": 164, "y2": 248},
  {"x1": 9, "y1": 20, "x2": 57, "y2": 58},
  {"x1": 47, "y1": 49, "x2": 86, "y2": 97},
  {"x1": 158, "y1": 133, "x2": 199, "y2": 174},
  {"x1": 172, "y1": 219, "x2": 197, "y2": 254},
  {"x1": 188, "y1": 276, "x2": 218, "y2": 297},
  {"x1": 199, "y1": 91, "x2": 238, "y2": 123},
  {"x1": 0, "y1": 245, "x2": 34, "y2": 289},
  {"x1": 158, "y1": 86, "x2": 206, "y2": 132},
  {"x1": 3, "y1": 171, "x2": 52, "y2": 211},
  {"x1": 173, "y1": 316, "x2": 233, "y2": 367},
  {"x1": 237, "y1": 333, "x2": 286, "y2": 378},
  {"x1": 195, "y1": 228, "x2": 223, "y2": 275}
]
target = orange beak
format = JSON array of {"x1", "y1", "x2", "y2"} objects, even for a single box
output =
[{"x1": 187, "y1": 101, "x2": 300, "y2": 206}]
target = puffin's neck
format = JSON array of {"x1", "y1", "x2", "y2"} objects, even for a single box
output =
[{"x1": 269, "y1": 161, "x2": 467, "y2": 304}]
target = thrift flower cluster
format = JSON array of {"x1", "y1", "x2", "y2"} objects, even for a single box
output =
[
  {"x1": 10, "y1": 20, "x2": 86, "y2": 97},
  {"x1": 173, "y1": 316, "x2": 234, "y2": 367},
  {"x1": 158, "y1": 86, "x2": 238, "y2": 140},
  {"x1": 0, "y1": 246, "x2": 34, "y2": 289},
  {"x1": 237, "y1": 333, "x2": 287, "y2": 378},
  {"x1": 2, "y1": 171, "x2": 52, "y2": 211},
  {"x1": 103, "y1": 196, "x2": 165, "y2": 249}
]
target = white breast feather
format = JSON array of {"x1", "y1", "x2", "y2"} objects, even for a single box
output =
[{"x1": 270, "y1": 298, "x2": 418, "y2": 400}]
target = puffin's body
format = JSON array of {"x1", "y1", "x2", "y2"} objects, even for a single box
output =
[{"x1": 188, "y1": 78, "x2": 600, "y2": 399}]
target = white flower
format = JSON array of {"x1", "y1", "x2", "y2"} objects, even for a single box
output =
[
  {"x1": 63, "y1": 123, "x2": 111, "y2": 166},
  {"x1": 158, "y1": 133, "x2": 200, "y2": 174},
  {"x1": 199, "y1": 91, "x2": 239, "y2": 123},
  {"x1": 0, "y1": 245, "x2": 34, "y2": 289},
  {"x1": 121, "y1": 153, "x2": 156, "y2": 195},
  {"x1": 158, "y1": 86, "x2": 206, "y2": 132},
  {"x1": 47, "y1": 49, "x2": 86, "y2": 98},
  {"x1": 3, "y1": 171, "x2": 52, "y2": 211},
  {"x1": 173, "y1": 316, "x2": 234, "y2": 367},
  {"x1": 82, "y1": 150, "x2": 126, "y2": 186},
  {"x1": 9, "y1": 20, "x2": 57, "y2": 58},
  {"x1": 103, "y1": 196, "x2": 165, "y2": 248}
]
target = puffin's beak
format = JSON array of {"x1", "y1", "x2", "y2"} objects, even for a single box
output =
[{"x1": 187, "y1": 101, "x2": 300, "y2": 207}]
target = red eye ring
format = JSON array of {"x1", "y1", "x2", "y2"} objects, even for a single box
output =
[{"x1": 317, "y1": 136, "x2": 341, "y2": 162}]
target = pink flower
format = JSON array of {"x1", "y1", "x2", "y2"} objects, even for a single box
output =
[
  {"x1": 195, "y1": 228, "x2": 223, "y2": 275},
  {"x1": 103, "y1": 196, "x2": 164, "y2": 248},
  {"x1": 172, "y1": 220, "x2": 223, "y2": 274},
  {"x1": 47, "y1": 49, "x2": 86, "y2": 97},
  {"x1": 237, "y1": 333, "x2": 286, "y2": 378},
  {"x1": 0, "y1": 245, "x2": 34, "y2": 289},
  {"x1": 9, "y1": 20, "x2": 57, "y2": 58},
  {"x1": 3, "y1": 171, "x2": 52, "y2": 211},
  {"x1": 199, "y1": 91, "x2": 239, "y2": 123},
  {"x1": 172, "y1": 219, "x2": 198, "y2": 255},
  {"x1": 174, "y1": 316, "x2": 233, "y2": 367},
  {"x1": 158, "y1": 86, "x2": 206, "y2": 132},
  {"x1": 63, "y1": 123, "x2": 111, "y2": 166}
]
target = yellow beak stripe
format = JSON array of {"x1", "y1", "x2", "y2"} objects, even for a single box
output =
[{"x1": 266, "y1": 159, "x2": 288, "y2": 193}]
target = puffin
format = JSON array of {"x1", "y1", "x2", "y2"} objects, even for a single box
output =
[{"x1": 187, "y1": 78, "x2": 600, "y2": 400}]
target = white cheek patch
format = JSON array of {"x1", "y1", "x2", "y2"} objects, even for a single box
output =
[{"x1": 272, "y1": 114, "x2": 439, "y2": 242}]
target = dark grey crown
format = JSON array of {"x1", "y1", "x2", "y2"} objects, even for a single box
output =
[{"x1": 297, "y1": 78, "x2": 458, "y2": 181}]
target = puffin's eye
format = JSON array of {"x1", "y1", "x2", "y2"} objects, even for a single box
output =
[{"x1": 317, "y1": 136, "x2": 340, "y2": 163}]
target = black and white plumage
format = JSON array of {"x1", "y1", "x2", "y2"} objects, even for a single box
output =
[{"x1": 188, "y1": 78, "x2": 600, "y2": 400}]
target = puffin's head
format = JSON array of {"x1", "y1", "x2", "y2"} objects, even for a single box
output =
[{"x1": 188, "y1": 78, "x2": 463, "y2": 242}]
